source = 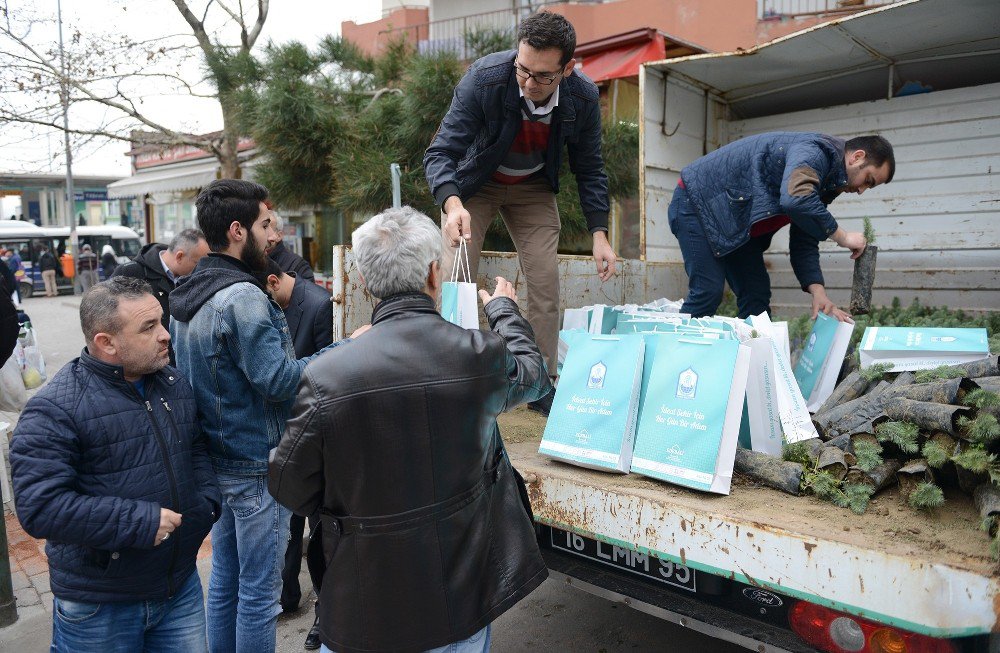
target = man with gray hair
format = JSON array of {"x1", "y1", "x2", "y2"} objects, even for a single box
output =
[
  {"x1": 270, "y1": 206, "x2": 551, "y2": 653},
  {"x1": 113, "y1": 228, "x2": 210, "y2": 361},
  {"x1": 268, "y1": 212, "x2": 315, "y2": 281},
  {"x1": 11, "y1": 277, "x2": 219, "y2": 651}
]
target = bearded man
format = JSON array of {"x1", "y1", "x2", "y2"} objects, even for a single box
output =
[{"x1": 168, "y1": 179, "x2": 350, "y2": 653}]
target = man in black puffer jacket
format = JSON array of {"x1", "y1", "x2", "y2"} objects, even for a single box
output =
[{"x1": 10, "y1": 277, "x2": 220, "y2": 652}]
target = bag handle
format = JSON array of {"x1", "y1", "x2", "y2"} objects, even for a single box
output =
[{"x1": 450, "y1": 238, "x2": 472, "y2": 283}]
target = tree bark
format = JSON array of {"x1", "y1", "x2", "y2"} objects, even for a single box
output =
[{"x1": 849, "y1": 245, "x2": 878, "y2": 315}]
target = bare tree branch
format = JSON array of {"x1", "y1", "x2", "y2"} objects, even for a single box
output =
[{"x1": 246, "y1": 0, "x2": 268, "y2": 50}]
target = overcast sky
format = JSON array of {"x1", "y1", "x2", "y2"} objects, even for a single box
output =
[{"x1": 1, "y1": 0, "x2": 383, "y2": 179}]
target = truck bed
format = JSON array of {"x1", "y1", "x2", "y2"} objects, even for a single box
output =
[{"x1": 499, "y1": 407, "x2": 1000, "y2": 638}]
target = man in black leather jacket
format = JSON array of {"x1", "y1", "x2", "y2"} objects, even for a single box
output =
[{"x1": 269, "y1": 206, "x2": 551, "y2": 653}]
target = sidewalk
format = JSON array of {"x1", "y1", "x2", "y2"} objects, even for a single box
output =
[{"x1": 2, "y1": 508, "x2": 316, "y2": 652}]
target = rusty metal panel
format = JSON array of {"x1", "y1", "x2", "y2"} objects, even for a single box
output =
[{"x1": 525, "y1": 471, "x2": 999, "y2": 637}]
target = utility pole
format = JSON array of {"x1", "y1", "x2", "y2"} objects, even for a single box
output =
[{"x1": 57, "y1": 0, "x2": 78, "y2": 255}]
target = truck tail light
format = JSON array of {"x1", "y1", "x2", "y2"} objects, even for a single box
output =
[{"x1": 788, "y1": 601, "x2": 957, "y2": 653}]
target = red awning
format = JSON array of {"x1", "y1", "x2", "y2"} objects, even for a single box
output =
[
  {"x1": 581, "y1": 36, "x2": 665, "y2": 83},
  {"x1": 577, "y1": 29, "x2": 704, "y2": 83}
]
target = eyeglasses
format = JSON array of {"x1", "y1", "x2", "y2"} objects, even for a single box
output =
[{"x1": 513, "y1": 60, "x2": 561, "y2": 86}]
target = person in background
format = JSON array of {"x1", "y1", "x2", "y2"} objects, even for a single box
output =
[
  {"x1": 76, "y1": 244, "x2": 100, "y2": 294},
  {"x1": 101, "y1": 244, "x2": 119, "y2": 279},
  {"x1": 38, "y1": 245, "x2": 59, "y2": 297},
  {"x1": 269, "y1": 206, "x2": 551, "y2": 653},
  {"x1": 78, "y1": 213, "x2": 86, "y2": 226},
  {"x1": 112, "y1": 229, "x2": 210, "y2": 364},
  {"x1": 10, "y1": 277, "x2": 220, "y2": 652},
  {"x1": 267, "y1": 212, "x2": 314, "y2": 282}
]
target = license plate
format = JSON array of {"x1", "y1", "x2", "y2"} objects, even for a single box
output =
[{"x1": 550, "y1": 527, "x2": 696, "y2": 592}]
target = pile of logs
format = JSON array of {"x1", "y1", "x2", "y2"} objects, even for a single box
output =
[{"x1": 736, "y1": 355, "x2": 1000, "y2": 527}]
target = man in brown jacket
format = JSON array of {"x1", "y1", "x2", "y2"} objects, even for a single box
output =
[{"x1": 269, "y1": 206, "x2": 551, "y2": 653}]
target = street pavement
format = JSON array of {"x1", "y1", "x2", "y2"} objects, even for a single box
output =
[{"x1": 1, "y1": 293, "x2": 743, "y2": 652}]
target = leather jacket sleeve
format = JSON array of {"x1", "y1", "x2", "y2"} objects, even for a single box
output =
[
  {"x1": 268, "y1": 374, "x2": 324, "y2": 517},
  {"x1": 483, "y1": 297, "x2": 553, "y2": 409}
]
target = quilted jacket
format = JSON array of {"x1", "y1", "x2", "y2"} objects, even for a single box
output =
[
  {"x1": 680, "y1": 132, "x2": 849, "y2": 289},
  {"x1": 10, "y1": 350, "x2": 220, "y2": 602},
  {"x1": 424, "y1": 50, "x2": 610, "y2": 233}
]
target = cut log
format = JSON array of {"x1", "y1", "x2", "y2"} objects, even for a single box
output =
[
  {"x1": 973, "y1": 483, "x2": 1000, "y2": 537},
  {"x1": 845, "y1": 458, "x2": 903, "y2": 492},
  {"x1": 813, "y1": 381, "x2": 891, "y2": 439},
  {"x1": 849, "y1": 245, "x2": 877, "y2": 315},
  {"x1": 816, "y1": 370, "x2": 872, "y2": 415},
  {"x1": 818, "y1": 446, "x2": 852, "y2": 481},
  {"x1": 954, "y1": 356, "x2": 1000, "y2": 379},
  {"x1": 734, "y1": 448, "x2": 803, "y2": 495},
  {"x1": 897, "y1": 459, "x2": 933, "y2": 504},
  {"x1": 971, "y1": 376, "x2": 1000, "y2": 394},
  {"x1": 881, "y1": 398, "x2": 972, "y2": 436},
  {"x1": 881, "y1": 377, "x2": 979, "y2": 405}
]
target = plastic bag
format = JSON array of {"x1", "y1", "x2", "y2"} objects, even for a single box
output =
[{"x1": 0, "y1": 354, "x2": 27, "y2": 412}]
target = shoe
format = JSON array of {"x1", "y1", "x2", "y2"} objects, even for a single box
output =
[
  {"x1": 527, "y1": 388, "x2": 554, "y2": 417},
  {"x1": 304, "y1": 615, "x2": 321, "y2": 650}
]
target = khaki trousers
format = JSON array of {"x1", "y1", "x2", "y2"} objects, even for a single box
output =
[
  {"x1": 42, "y1": 269, "x2": 57, "y2": 296},
  {"x1": 441, "y1": 178, "x2": 560, "y2": 376}
]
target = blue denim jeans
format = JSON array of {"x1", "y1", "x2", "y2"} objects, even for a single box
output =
[
  {"x1": 51, "y1": 569, "x2": 206, "y2": 652},
  {"x1": 321, "y1": 624, "x2": 491, "y2": 653},
  {"x1": 668, "y1": 184, "x2": 774, "y2": 318},
  {"x1": 207, "y1": 472, "x2": 290, "y2": 653}
]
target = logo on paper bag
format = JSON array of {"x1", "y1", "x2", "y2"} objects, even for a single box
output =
[
  {"x1": 675, "y1": 367, "x2": 698, "y2": 400},
  {"x1": 806, "y1": 332, "x2": 817, "y2": 352},
  {"x1": 931, "y1": 336, "x2": 956, "y2": 343},
  {"x1": 665, "y1": 444, "x2": 685, "y2": 461},
  {"x1": 588, "y1": 361, "x2": 607, "y2": 389},
  {"x1": 575, "y1": 429, "x2": 591, "y2": 445}
]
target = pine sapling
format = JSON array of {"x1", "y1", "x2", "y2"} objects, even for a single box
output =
[
  {"x1": 922, "y1": 439, "x2": 950, "y2": 468},
  {"x1": 962, "y1": 388, "x2": 1000, "y2": 410},
  {"x1": 958, "y1": 414, "x2": 1000, "y2": 446},
  {"x1": 854, "y1": 438, "x2": 884, "y2": 472},
  {"x1": 859, "y1": 362, "x2": 894, "y2": 383},
  {"x1": 914, "y1": 365, "x2": 967, "y2": 383},
  {"x1": 836, "y1": 482, "x2": 875, "y2": 515},
  {"x1": 803, "y1": 469, "x2": 841, "y2": 501},
  {"x1": 862, "y1": 217, "x2": 876, "y2": 245},
  {"x1": 783, "y1": 442, "x2": 813, "y2": 467},
  {"x1": 951, "y1": 446, "x2": 995, "y2": 474},
  {"x1": 874, "y1": 421, "x2": 920, "y2": 454},
  {"x1": 907, "y1": 482, "x2": 945, "y2": 511}
]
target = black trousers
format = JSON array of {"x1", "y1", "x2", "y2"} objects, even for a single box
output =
[{"x1": 280, "y1": 512, "x2": 326, "y2": 613}]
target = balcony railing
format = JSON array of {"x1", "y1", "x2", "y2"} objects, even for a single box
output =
[{"x1": 758, "y1": 0, "x2": 903, "y2": 19}]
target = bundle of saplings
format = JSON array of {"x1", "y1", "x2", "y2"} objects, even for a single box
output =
[{"x1": 735, "y1": 355, "x2": 1000, "y2": 558}]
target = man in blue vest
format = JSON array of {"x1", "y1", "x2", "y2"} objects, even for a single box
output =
[{"x1": 668, "y1": 132, "x2": 894, "y2": 321}]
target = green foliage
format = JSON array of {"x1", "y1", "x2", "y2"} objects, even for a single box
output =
[
  {"x1": 962, "y1": 388, "x2": 1000, "y2": 409},
  {"x1": 463, "y1": 27, "x2": 516, "y2": 60},
  {"x1": 951, "y1": 446, "x2": 995, "y2": 473},
  {"x1": 914, "y1": 365, "x2": 967, "y2": 384},
  {"x1": 907, "y1": 482, "x2": 944, "y2": 511},
  {"x1": 801, "y1": 470, "x2": 872, "y2": 515},
  {"x1": 873, "y1": 421, "x2": 920, "y2": 454},
  {"x1": 782, "y1": 442, "x2": 813, "y2": 467},
  {"x1": 862, "y1": 217, "x2": 876, "y2": 244},
  {"x1": 317, "y1": 35, "x2": 375, "y2": 74},
  {"x1": 922, "y1": 440, "x2": 950, "y2": 468},
  {"x1": 853, "y1": 438, "x2": 884, "y2": 472},
  {"x1": 958, "y1": 414, "x2": 1000, "y2": 446},
  {"x1": 373, "y1": 37, "x2": 413, "y2": 87},
  {"x1": 859, "y1": 362, "x2": 894, "y2": 383}
]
